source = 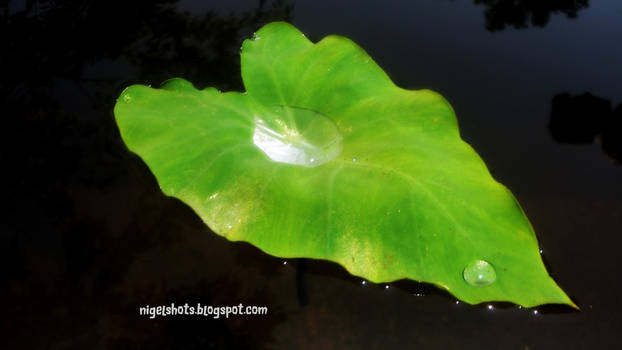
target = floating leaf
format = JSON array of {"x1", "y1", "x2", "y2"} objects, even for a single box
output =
[{"x1": 114, "y1": 22, "x2": 575, "y2": 308}]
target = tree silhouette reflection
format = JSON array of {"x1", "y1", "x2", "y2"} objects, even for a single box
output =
[
  {"x1": 602, "y1": 104, "x2": 622, "y2": 163},
  {"x1": 549, "y1": 92, "x2": 622, "y2": 164},
  {"x1": 473, "y1": 0, "x2": 589, "y2": 31}
]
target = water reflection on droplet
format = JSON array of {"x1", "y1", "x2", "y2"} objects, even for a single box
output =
[
  {"x1": 487, "y1": 305, "x2": 494, "y2": 310},
  {"x1": 385, "y1": 285, "x2": 390, "y2": 290},
  {"x1": 253, "y1": 106, "x2": 342, "y2": 167},
  {"x1": 533, "y1": 310, "x2": 539, "y2": 315},
  {"x1": 463, "y1": 259, "x2": 497, "y2": 286},
  {"x1": 361, "y1": 280, "x2": 366, "y2": 285}
]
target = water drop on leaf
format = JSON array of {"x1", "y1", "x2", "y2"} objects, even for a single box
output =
[
  {"x1": 252, "y1": 106, "x2": 342, "y2": 167},
  {"x1": 463, "y1": 259, "x2": 497, "y2": 286}
]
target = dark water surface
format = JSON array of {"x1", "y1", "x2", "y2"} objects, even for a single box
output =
[{"x1": 3, "y1": 0, "x2": 622, "y2": 348}]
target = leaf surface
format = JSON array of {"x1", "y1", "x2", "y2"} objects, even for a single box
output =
[{"x1": 114, "y1": 22, "x2": 575, "y2": 307}]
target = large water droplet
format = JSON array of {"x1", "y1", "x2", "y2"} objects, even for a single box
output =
[
  {"x1": 253, "y1": 106, "x2": 342, "y2": 167},
  {"x1": 463, "y1": 259, "x2": 496, "y2": 287}
]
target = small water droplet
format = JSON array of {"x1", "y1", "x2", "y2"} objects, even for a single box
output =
[
  {"x1": 518, "y1": 306, "x2": 523, "y2": 309},
  {"x1": 463, "y1": 259, "x2": 497, "y2": 287},
  {"x1": 226, "y1": 224, "x2": 232, "y2": 229},
  {"x1": 283, "y1": 261, "x2": 287, "y2": 265},
  {"x1": 361, "y1": 280, "x2": 366, "y2": 285},
  {"x1": 352, "y1": 157, "x2": 357, "y2": 162},
  {"x1": 385, "y1": 285, "x2": 390, "y2": 290},
  {"x1": 309, "y1": 158, "x2": 315, "y2": 163},
  {"x1": 533, "y1": 310, "x2": 539, "y2": 315},
  {"x1": 539, "y1": 249, "x2": 543, "y2": 254},
  {"x1": 455, "y1": 301, "x2": 460, "y2": 305},
  {"x1": 123, "y1": 94, "x2": 131, "y2": 103},
  {"x1": 488, "y1": 305, "x2": 494, "y2": 310},
  {"x1": 147, "y1": 84, "x2": 152, "y2": 88}
]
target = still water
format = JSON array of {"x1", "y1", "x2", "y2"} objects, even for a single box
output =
[{"x1": 4, "y1": 0, "x2": 622, "y2": 348}]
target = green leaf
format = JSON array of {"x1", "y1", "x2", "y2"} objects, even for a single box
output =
[{"x1": 114, "y1": 22, "x2": 575, "y2": 308}]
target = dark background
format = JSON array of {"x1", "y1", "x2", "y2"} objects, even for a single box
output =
[{"x1": 3, "y1": 0, "x2": 621, "y2": 348}]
